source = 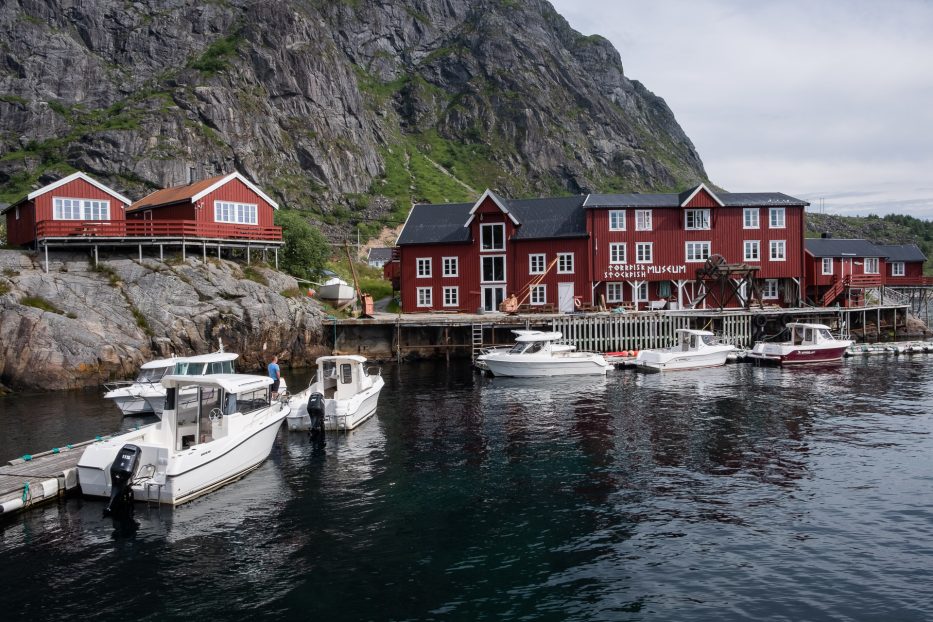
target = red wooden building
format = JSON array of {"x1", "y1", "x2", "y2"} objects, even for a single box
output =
[
  {"x1": 1, "y1": 171, "x2": 132, "y2": 247},
  {"x1": 127, "y1": 171, "x2": 281, "y2": 241},
  {"x1": 394, "y1": 184, "x2": 809, "y2": 312}
]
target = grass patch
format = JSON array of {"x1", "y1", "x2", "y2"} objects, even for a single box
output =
[
  {"x1": 20, "y1": 295, "x2": 63, "y2": 314},
  {"x1": 279, "y1": 288, "x2": 302, "y2": 298},
  {"x1": 191, "y1": 32, "x2": 242, "y2": 73},
  {"x1": 91, "y1": 261, "x2": 121, "y2": 286},
  {"x1": 2, "y1": 268, "x2": 18, "y2": 277},
  {"x1": 242, "y1": 266, "x2": 269, "y2": 286},
  {"x1": 130, "y1": 306, "x2": 153, "y2": 336},
  {"x1": 0, "y1": 281, "x2": 9, "y2": 295}
]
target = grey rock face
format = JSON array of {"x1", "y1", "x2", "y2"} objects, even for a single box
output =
[{"x1": 0, "y1": 250, "x2": 327, "y2": 391}]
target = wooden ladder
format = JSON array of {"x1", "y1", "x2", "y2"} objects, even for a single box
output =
[{"x1": 471, "y1": 323, "x2": 485, "y2": 361}]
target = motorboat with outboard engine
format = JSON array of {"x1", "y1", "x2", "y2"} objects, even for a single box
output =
[
  {"x1": 481, "y1": 331, "x2": 611, "y2": 377},
  {"x1": 635, "y1": 329, "x2": 736, "y2": 372},
  {"x1": 287, "y1": 355, "x2": 384, "y2": 432}
]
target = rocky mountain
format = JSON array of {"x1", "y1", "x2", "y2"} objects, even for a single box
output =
[
  {"x1": 0, "y1": 250, "x2": 327, "y2": 391},
  {"x1": 0, "y1": 0, "x2": 709, "y2": 234}
]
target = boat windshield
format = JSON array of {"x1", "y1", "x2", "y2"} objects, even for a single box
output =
[
  {"x1": 700, "y1": 334, "x2": 718, "y2": 346},
  {"x1": 136, "y1": 366, "x2": 168, "y2": 383},
  {"x1": 235, "y1": 387, "x2": 270, "y2": 414},
  {"x1": 509, "y1": 342, "x2": 530, "y2": 354},
  {"x1": 509, "y1": 341, "x2": 543, "y2": 354},
  {"x1": 817, "y1": 328, "x2": 834, "y2": 341},
  {"x1": 172, "y1": 360, "x2": 235, "y2": 375}
]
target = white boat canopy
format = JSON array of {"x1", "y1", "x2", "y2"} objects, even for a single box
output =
[
  {"x1": 140, "y1": 357, "x2": 178, "y2": 369},
  {"x1": 178, "y1": 352, "x2": 239, "y2": 363},
  {"x1": 514, "y1": 331, "x2": 563, "y2": 343},
  {"x1": 785, "y1": 322, "x2": 832, "y2": 330},
  {"x1": 675, "y1": 329, "x2": 715, "y2": 337},
  {"x1": 315, "y1": 354, "x2": 368, "y2": 365},
  {"x1": 161, "y1": 374, "x2": 272, "y2": 394}
]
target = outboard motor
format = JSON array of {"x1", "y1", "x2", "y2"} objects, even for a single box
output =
[
  {"x1": 307, "y1": 392, "x2": 326, "y2": 446},
  {"x1": 104, "y1": 444, "x2": 142, "y2": 515}
]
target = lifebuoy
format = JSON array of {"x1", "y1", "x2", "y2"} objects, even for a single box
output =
[{"x1": 574, "y1": 297, "x2": 582, "y2": 309}]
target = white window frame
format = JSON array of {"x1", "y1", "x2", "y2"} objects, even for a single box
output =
[
  {"x1": 606, "y1": 282, "x2": 624, "y2": 303},
  {"x1": 416, "y1": 257, "x2": 432, "y2": 278},
  {"x1": 530, "y1": 284, "x2": 546, "y2": 305},
  {"x1": 743, "y1": 208, "x2": 759, "y2": 229},
  {"x1": 416, "y1": 287, "x2": 432, "y2": 307},
  {"x1": 769, "y1": 207, "x2": 785, "y2": 229},
  {"x1": 14, "y1": 206, "x2": 20, "y2": 220},
  {"x1": 685, "y1": 241, "x2": 711, "y2": 262},
  {"x1": 480, "y1": 255, "x2": 506, "y2": 283},
  {"x1": 214, "y1": 200, "x2": 257, "y2": 225},
  {"x1": 762, "y1": 279, "x2": 779, "y2": 299},
  {"x1": 635, "y1": 210, "x2": 652, "y2": 231},
  {"x1": 636, "y1": 242, "x2": 652, "y2": 264},
  {"x1": 557, "y1": 253, "x2": 574, "y2": 274},
  {"x1": 442, "y1": 256, "x2": 458, "y2": 277},
  {"x1": 442, "y1": 286, "x2": 458, "y2": 308},
  {"x1": 770, "y1": 240, "x2": 786, "y2": 261},
  {"x1": 822, "y1": 258, "x2": 833, "y2": 275},
  {"x1": 744, "y1": 240, "x2": 760, "y2": 262},
  {"x1": 685, "y1": 209, "x2": 710, "y2": 230},
  {"x1": 864, "y1": 257, "x2": 879, "y2": 274},
  {"x1": 529, "y1": 253, "x2": 546, "y2": 275},
  {"x1": 609, "y1": 210, "x2": 626, "y2": 231},
  {"x1": 636, "y1": 282, "x2": 648, "y2": 302},
  {"x1": 480, "y1": 223, "x2": 505, "y2": 251},
  {"x1": 891, "y1": 261, "x2": 905, "y2": 277},
  {"x1": 609, "y1": 243, "x2": 627, "y2": 265},
  {"x1": 53, "y1": 197, "x2": 110, "y2": 221}
]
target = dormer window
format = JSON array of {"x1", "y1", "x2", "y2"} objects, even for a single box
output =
[{"x1": 480, "y1": 223, "x2": 505, "y2": 251}]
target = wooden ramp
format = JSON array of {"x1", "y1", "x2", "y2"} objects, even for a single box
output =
[{"x1": 0, "y1": 439, "x2": 99, "y2": 517}]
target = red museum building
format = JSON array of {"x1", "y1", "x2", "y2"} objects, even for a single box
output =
[{"x1": 395, "y1": 184, "x2": 810, "y2": 312}]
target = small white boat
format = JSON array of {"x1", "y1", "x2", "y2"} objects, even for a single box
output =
[
  {"x1": 748, "y1": 322, "x2": 853, "y2": 365},
  {"x1": 104, "y1": 357, "x2": 176, "y2": 415},
  {"x1": 482, "y1": 331, "x2": 611, "y2": 377},
  {"x1": 142, "y1": 351, "x2": 239, "y2": 415},
  {"x1": 78, "y1": 374, "x2": 289, "y2": 510},
  {"x1": 474, "y1": 330, "x2": 564, "y2": 371},
  {"x1": 635, "y1": 329, "x2": 736, "y2": 372},
  {"x1": 287, "y1": 355, "x2": 384, "y2": 432},
  {"x1": 317, "y1": 277, "x2": 357, "y2": 306}
]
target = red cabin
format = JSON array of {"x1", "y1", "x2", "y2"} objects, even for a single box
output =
[
  {"x1": 127, "y1": 171, "x2": 281, "y2": 241},
  {"x1": 1, "y1": 172, "x2": 132, "y2": 247}
]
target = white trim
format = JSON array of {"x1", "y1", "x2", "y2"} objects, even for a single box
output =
[
  {"x1": 191, "y1": 171, "x2": 279, "y2": 210},
  {"x1": 684, "y1": 208, "x2": 711, "y2": 230},
  {"x1": 762, "y1": 279, "x2": 779, "y2": 299},
  {"x1": 416, "y1": 257, "x2": 432, "y2": 278},
  {"x1": 442, "y1": 256, "x2": 458, "y2": 277},
  {"x1": 744, "y1": 240, "x2": 760, "y2": 262},
  {"x1": 606, "y1": 282, "x2": 624, "y2": 303},
  {"x1": 679, "y1": 183, "x2": 724, "y2": 208},
  {"x1": 463, "y1": 188, "x2": 520, "y2": 227},
  {"x1": 635, "y1": 242, "x2": 653, "y2": 264},
  {"x1": 442, "y1": 286, "x2": 459, "y2": 307},
  {"x1": 609, "y1": 209, "x2": 626, "y2": 231},
  {"x1": 609, "y1": 242, "x2": 626, "y2": 265},
  {"x1": 635, "y1": 209, "x2": 652, "y2": 231},
  {"x1": 770, "y1": 240, "x2": 786, "y2": 261},
  {"x1": 743, "y1": 207, "x2": 759, "y2": 229},
  {"x1": 416, "y1": 287, "x2": 433, "y2": 307},
  {"x1": 557, "y1": 252, "x2": 574, "y2": 274},
  {"x1": 26, "y1": 171, "x2": 132, "y2": 206},
  {"x1": 529, "y1": 253, "x2": 546, "y2": 275},
  {"x1": 480, "y1": 254, "x2": 506, "y2": 283},
  {"x1": 394, "y1": 201, "x2": 418, "y2": 245},
  {"x1": 214, "y1": 199, "x2": 258, "y2": 225},
  {"x1": 822, "y1": 257, "x2": 833, "y2": 275},
  {"x1": 479, "y1": 222, "x2": 506, "y2": 252},
  {"x1": 530, "y1": 284, "x2": 547, "y2": 305},
  {"x1": 53, "y1": 197, "x2": 110, "y2": 221},
  {"x1": 769, "y1": 207, "x2": 786, "y2": 229},
  {"x1": 685, "y1": 241, "x2": 711, "y2": 262},
  {"x1": 864, "y1": 257, "x2": 879, "y2": 274},
  {"x1": 891, "y1": 261, "x2": 905, "y2": 277}
]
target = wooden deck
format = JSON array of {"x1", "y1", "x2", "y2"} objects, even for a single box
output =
[{"x1": 0, "y1": 439, "x2": 100, "y2": 517}]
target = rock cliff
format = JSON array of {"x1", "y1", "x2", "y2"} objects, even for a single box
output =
[
  {"x1": 0, "y1": 0, "x2": 709, "y2": 230},
  {"x1": 0, "y1": 250, "x2": 327, "y2": 391}
]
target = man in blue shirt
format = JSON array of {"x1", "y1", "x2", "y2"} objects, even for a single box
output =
[{"x1": 268, "y1": 355, "x2": 282, "y2": 398}]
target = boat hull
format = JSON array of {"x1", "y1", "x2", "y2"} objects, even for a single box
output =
[
  {"x1": 636, "y1": 348, "x2": 733, "y2": 372},
  {"x1": 483, "y1": 355, "x2": 610, "y2": 377},
  {"x1": 317, "y1": 283, "x2": 357, "y2": 306},
  {"x1": 748, "y1": 344, "x2": 851, "y2": 365},
  {"x1": 286, "y1": 379, "x2": 384, "y2": 432},
  {"x1": 105, "y1": 393, "x2": 153, "y2": 416}
]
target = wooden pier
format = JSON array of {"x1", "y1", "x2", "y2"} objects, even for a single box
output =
[{"x1": 0, "y1": 439, "x2": 98, "y2": 517}]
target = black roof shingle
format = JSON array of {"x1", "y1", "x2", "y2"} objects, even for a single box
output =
[
  {"x1": 805, "y1": 238, "x2": 883, "y2": 258},
  {"x1": 875, "y1": 243, "x2": 927, "y2": 262}
]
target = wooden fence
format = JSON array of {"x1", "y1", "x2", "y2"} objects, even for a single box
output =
[{"x1": 550, "y1": 313, "x2": 752, "y2": 352}]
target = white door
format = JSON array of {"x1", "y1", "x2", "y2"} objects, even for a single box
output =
[
  {"x1": 482, "y1": 286, "x2": 506, "y2": 312},
  {"x1": 558, "y1": 282, "x2": 575, "y2": 313}
]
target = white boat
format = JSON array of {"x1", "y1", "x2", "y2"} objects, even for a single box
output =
[
  {"x1": 635, "y1": 329, "x2": 736, "y2": 372},
  {"x1": 474, "y1": 330, "x2": 565, "y2": 371},
  {"x1": 317, "y1": 277, "x2": 357, "y2": 306},
  {"x1": 747, "y1": 322, "x2": 853, "y2": 365},
  {"x1": 78, "y1": 374, "x2": 288, "y2": 510},
  {"x1": 287, "y1": 355, "x2": 384, "y2": 432},
  {"x1": 141, "y1": 351, "x2": 239, "y2": 416},
  {"x1": 482, "y1": 331, "x2": 611, "y2": 377},
  {"x1": 103, "y1": 357, "x2": 176, "y2": 415}
]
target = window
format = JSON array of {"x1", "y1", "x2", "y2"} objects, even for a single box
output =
[
  {"x1": 417, "y1": 258, "x2": 432, "y2": 278},
  {"x1": 480, "y1": 223, "x2": 505, "y2": 251},
  {"x1": 685, "y1": 209, "x2": 710, "y2": 230},
  {"x1": 529, "y1": 253, "x2": 546, "y2": 274},
  {"x1": 891, "y1": 261, "x2": 905, "y2": 277},
  {"x1": 636, "y1": 242, "x2": 653, "y2": 263},
  {"x1": 481, "y1": 255, "x2": 505, "y2": 282},
  {"x1": 769, "y1": 207, "x2": 785, "y2": 229},
  {"x1": 236, "y1": 387, "x2": 270, "y2": 414},
  {"x1": 744, "y1": 208, "x2": 759, "y2": 229},
  {"x1": 864, "y1": 257, "x2": 879, "y2": 274},
  {"x1": 636, "y1": 282, "x2": 648, "y2": 302},
  {"x1": 744, "y1": 240, "x2": 760, "y2": 262},
  {"x1": 685, "y1": 241, "x2": 711, "y2": 262},
  {"x1": 770, "y1": 240, "x2": 786, "y2": 261},
  {"x1": 762, "y1": 279, "x2": 779, "y2": 299},
  {"x1": 14, "y1": 206, "x2": 19, "y2": 220},
  {"x1": 606, "y1": 282, "x2": 624, "y2": 303},
  {"x1": 442, "y1": 257, "x2": 458, "y2": 277},
  {"x1": 530, "y1": 284, "x2": 546, "y2": 305},
  {"x1": 557, "y1": 253, "x2": 574, "y2": 274},
  {"x1": 609, "y1": 243, "x2": 627, "y2": 264},
  {"x1": 214, "y1": 201, "x2": 257, "y2": 225},
  {"x1": 443, "y1": 286, "x2": 458, "y2": 307},
  {"x1": 609, "y1": 210, "x2": 626, "y2": 231},
  {"x1": 416, "y1": 287, "x2": 432, "y2": 307},
  {"x1": 53, "y1": 197, "x2": 110, "y2": 221},
  {"x1": 822, "y1": 258, "x2": 833, "y2": 275},
  {"x1": 635, "y1": 210, "x2": 652, "y2": 231}
]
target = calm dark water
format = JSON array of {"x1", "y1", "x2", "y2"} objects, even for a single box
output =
[{"x1": 1, "y1": 358, "x2": 933, "y2": 621}]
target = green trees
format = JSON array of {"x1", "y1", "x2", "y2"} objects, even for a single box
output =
[{"x1": 275, "y1": 210, "x2": 330, "y2": 282}]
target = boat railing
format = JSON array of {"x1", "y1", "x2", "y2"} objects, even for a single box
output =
[{"x1": 103, "y1": 380, "x2": 136, "y2": 392}]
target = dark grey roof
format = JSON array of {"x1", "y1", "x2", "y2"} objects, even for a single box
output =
[
  {"x1": 396, "y1": 203, "x2": 473, "y2": 245},
  {"x1": 805, "y1": 238, "x2": 884, "y2": 258},
  {"x1": 367, "y1": 247, "x2": 394, "y2": 262},
  {"x1": 875, "y1": 243, "x2": 927, "y2": 262},
  {"x1": 583, "y1": 191, "x2": 808, "y2": 208}
]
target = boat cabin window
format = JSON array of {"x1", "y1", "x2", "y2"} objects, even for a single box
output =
[
  {"x1": 509, "y1": 342, "x2": 529, "y2": 354},
  {"x1": 198, "y1": 387, "x2": 222, "y2": 444},
  {"x1": 792, "y1": 327, "x2": 804, "y2": 345},
  {"x1": 174, "y1": 386, "x2": 222, "y2": 450},
  {"x1": 174, "y1": 361, "x2": 205, "y2": 375},
  {"x1": 817, "y1": 328, "x2": 833, "y2": 341},
  {"x1": 340, "y1": 364, "x2": 353, "y2": 384},
  {"x1": 701, "y1": 334, "x2": 717, "y2": 346},
  {"x1": 165, "y1": 387, "x2": 176, "y2": 410},
  {"x1": 236, "y1": 387, "x2": 270, "y2": 413},
  {"x1": 136, "y1": 366, "x2": 169, "y2": 383}
]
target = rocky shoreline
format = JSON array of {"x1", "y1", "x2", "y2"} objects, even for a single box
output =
[{"x1": 0, "y1": 250, "x2": 328, "y2": 392}]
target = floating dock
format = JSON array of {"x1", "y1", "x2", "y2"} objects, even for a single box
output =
[{"x1": 0, "y1": 439, "x2": 98, "y2": 517}]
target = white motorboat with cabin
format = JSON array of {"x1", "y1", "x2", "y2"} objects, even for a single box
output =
[
  {"x1": 473, "y1": 330, "x2": 563, "y2": 371},
  {"x1": 287, "y1": 355, "x2": 384, "y2": 432},
  {"x1": 635, "y1": 329, "x2": 736, "y2": 372},
  {"x1": 103, "y1": 357, "x2": 176, "y2": 415},
  {"x1": 747, "y1": 322, "x2": 853, "y2": 365},
  {"x1": 78, "y1": 374, "x2": 288, "y2": 510},
  {"x1": 481, "y1": 331, "x2": 611, "y2": 377},
  {"x1": 316, "y1": 277, "x2": 357, "y2": 307},
  {"x1": 141, "y1": 350, "x2": 239, "y2": 416}
]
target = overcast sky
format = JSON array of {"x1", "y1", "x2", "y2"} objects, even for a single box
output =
[{"x1": 550, "y1": 0, "x2": 933, "y2": 219}]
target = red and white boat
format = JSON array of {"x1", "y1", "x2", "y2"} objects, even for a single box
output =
[{"x1": 747, "y1": 322, "x2": 852, "y2": 365}]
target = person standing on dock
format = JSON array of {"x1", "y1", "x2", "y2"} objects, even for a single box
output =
[{"x1": 268, "y1": 355, "x2": 282, "y2": 399}]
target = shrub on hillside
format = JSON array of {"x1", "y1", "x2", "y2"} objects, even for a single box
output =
[{"x1": 275, "y1": 210, "x2": 329, "y2": 282}]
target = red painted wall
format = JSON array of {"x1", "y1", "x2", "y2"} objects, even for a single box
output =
[
  {"x1": 199, "y1": 178, "x2": 276, "y2": 227},
  {"x1": 5, "y1": 200, "x2": 36, "y2": 247},
  {"x1": 128, "y1": 201, "x2": 195, "y2": 220}
]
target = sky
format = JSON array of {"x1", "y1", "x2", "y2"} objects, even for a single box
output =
[{"x1": 549, "y1": 0, "x2": 933, "y2": 219}]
